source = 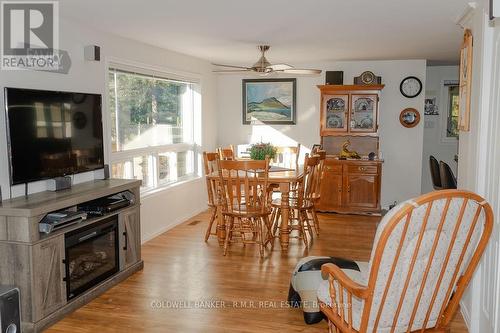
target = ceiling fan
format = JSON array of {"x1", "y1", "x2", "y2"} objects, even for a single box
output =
[{"x1": 212, "y1": 45, "x2": 322, "y2": 75}]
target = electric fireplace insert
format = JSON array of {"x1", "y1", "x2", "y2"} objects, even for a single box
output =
[{"x1": 64, "y1": 216, "x2": 119, "y2": 300}]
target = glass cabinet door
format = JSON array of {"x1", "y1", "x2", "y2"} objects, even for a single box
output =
[
  {"x1": 322, "y1": 94, "x2": 349, "y2": 133},
  {"x1": 350, "y1": 94, "x2": 378, "y2": 132}
]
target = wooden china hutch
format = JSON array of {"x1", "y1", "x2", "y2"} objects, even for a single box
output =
[{"x1": 317, "y1": 84, "x2": 384, "y2": 215}]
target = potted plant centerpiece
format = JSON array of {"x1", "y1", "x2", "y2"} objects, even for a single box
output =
[{"x1": 249, "y1": 142, "x2": 277, "y2": 161}]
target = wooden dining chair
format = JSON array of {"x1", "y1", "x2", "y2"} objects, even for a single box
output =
[
  {"x1": 429, "y1": 156, "x2": 442, "y2": 190},
  {"x1": 318, "y1": 190, "x2": 493, "y2": 333},
  {"x1": 439, "y1": 160, "x2": 457, "y2": 190},
  {"x1": 216, "y1": 157, "x2": 272, "y2": 257},
  {"x1": 272, "y1": 144, "x2": 301, "y2": 170},
  {"x1": 271, "y1": 153, "x2": 320, "y2": 247},
  {"x1": 270, "y1": 143, "x2": 302, "y2": 201},
  {"x1": 217, "y1": 145, "x2": 236, "y2": 160},
  {"x1": 203, "y1": 152, "x2": 219, "y2": 242},
  {"x1": 310, "y1": 149, "x2": 326, "y2": 235}
]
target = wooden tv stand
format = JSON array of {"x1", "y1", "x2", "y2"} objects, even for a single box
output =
[{"x1": 0, "y1": 179, "x2": 143, "y2": 332}]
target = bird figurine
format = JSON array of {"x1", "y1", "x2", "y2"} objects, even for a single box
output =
[{"x1": 340, "y1": 140, "x2": 361, "y2": 159}]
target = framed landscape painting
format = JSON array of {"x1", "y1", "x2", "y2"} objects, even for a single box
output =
[{"x1": 242, "y1": 78, "x2": 296, "y2": 125}]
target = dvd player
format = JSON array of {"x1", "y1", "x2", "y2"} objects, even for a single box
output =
[
  {"x1": 39, "y1": 211, "x2": 88, "y2": 234},
  {"x1": 78, "y1": 196, "x2": 131, "y2": 216}
]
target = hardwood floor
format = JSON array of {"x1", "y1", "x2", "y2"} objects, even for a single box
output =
[{"x1": 46, "y1": 211, "x2": 468, "y2": 332}]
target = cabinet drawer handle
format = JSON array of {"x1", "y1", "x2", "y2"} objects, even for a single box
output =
[
  {"x1": 358, "y1": 167, "x2": 366, "y2": 171},
  {"x1": 326, "y1": 166, "x2": 332, "y2": 170},
  {"x1": 347, "y1": 185, "x2": 351, "y2": 193}
]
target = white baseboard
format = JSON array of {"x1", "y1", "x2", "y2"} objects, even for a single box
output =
[
  {"x1": 460, "y1": 299, "x2": 471, "y2": 331},
  {"x1": 140, "y1": 206, "x2": 207, "y2": 244}
]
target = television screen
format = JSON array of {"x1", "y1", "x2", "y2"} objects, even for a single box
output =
[{"x1": 5, "y1": 88, "x2": 104, "y2": 185}]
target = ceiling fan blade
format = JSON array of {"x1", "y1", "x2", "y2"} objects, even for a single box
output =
[
  {"x1": 213, "y1": 69, "x2": 252, "y2": 73},
  {"x1": 267, "y1": 63, "x2": 293, "y2": 71},
  {"x1": 279, "y1": 68, "x2": 322, "y2": 75},
  {"x1": 212, "y1": 63, "x2": 251, "y2": 70}
]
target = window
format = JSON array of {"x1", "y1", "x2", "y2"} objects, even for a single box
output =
[
  {"x1": 446, "y1": 85, "x2": 459, "y2": 138},
  {"x1": 108, "y1": 66, "x2": 199, "y2": 192}
]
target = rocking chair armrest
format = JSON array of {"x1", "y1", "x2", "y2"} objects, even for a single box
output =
[{"x1": 321, "y1": 263, "x2": 369, "y2": 299}]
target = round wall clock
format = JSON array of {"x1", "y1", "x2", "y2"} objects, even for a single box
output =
[{"x1": 400, "y1": 76, "x2": 422, "y2": 98}]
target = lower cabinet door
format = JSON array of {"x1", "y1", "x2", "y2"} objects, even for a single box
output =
[
  {"x1": 119, "y1": 208, "x2": 141, "y2": 270},
  {"x1": 32, "y1": 235, "x2": 67, "y2": 321},
  {"x1": 318, "y1": 171, "x2": 343, "y2": 211},
  {"x1": 344, "y1": 174, "x2": 379, "y2": 209}
]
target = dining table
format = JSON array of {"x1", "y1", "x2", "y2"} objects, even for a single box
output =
[{"x1": 207, "y1": 165, "x2": 303, "y2": 251}]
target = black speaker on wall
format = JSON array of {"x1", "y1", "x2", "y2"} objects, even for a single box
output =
[
  {"x1": 0, "y1": 286, "x2": 21, "y2": 333},
  {"x1": 84, "y1": 45, "x2": 101, "y2": 61},
  {"x1": 325, "y1": 71, "x2": 344, "y2": 85}
]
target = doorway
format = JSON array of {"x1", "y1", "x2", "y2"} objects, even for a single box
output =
[{"x1": 420, "y1": 66, "x2": 460, "y2": 193}]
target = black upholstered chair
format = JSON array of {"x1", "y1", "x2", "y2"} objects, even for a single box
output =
[
  {"x1": 429, "y1": 156, "x2": 442, "y2": 190},
  {"x1": 439, "y1": 160, "x2": 457, "y2": 189}
]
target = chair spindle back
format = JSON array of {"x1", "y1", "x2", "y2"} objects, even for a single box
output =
[
  {"x1": 296, "y1": 154, "x2": 320, "y2": 207},
  {"x1": 217, "y1": 145, "x2": 236, "y2": 160},
  {"x1": 361, "y1": 190, "x2": 493, "y2": 332},
  {"x1": 216, "y1": 158, "x2": 270, "y2": 216},
  {"x1": 203, "y1": 152, "x2": 219, "y2": 207}
]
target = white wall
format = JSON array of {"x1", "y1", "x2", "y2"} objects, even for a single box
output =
[
  {"x1": 0, "y1": 18, "x2": 217, "y2": 242},
  {"x1": 455, "y1": 6, "x2": 485, "y2": 325},
  {"x1": 421, "y1": 66, "x2": 459, "y2": 194},
  {"x1": 216, "y1": 60, "x2": 426, "y2": 207},
  {"x1": 454, "y1": 2, "x2": 500, "y2": 332}
]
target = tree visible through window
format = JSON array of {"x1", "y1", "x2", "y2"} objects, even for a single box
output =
[
  {"x1": 108, "y1": 67, "x2": 197, "y2": 191},
  {"x1": 447, "y1": 86, "x2": 459, "y2": 138}
]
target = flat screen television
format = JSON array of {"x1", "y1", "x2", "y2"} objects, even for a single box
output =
[{"x1": 5, "y1": 87, "x2": 104, "y2": 185}]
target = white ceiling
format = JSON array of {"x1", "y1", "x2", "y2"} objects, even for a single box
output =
[{"x1": 61, "y1": 0, "x2": 470, "y2": 65}]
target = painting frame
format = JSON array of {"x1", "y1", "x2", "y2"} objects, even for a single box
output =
[
  {"x1": 242, "y1": 78, "x2": 297, "y2": 125},
  {"x1": 458, "y1": 29, "x2": 473, "y2": 131}
]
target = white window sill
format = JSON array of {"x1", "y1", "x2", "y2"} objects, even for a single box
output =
[{"x1": 140, "y1": 175, "x2": 202, "y2": 199}]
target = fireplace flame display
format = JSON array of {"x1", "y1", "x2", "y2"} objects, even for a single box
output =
[{"x1": 65, "y1": 217, "x2": 119, "y2": 299}]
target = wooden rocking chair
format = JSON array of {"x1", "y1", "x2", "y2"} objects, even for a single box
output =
[{"x1": 318, "y1": 190, "x2": 493, "y2": 333}]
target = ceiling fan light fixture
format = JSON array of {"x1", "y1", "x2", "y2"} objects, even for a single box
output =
[
  {"x1": 211, "y1": 45, "x2": 322, "y2": 75},
  {"x1": 252, "y1": 55, "x2": 271, "y2": 70}
]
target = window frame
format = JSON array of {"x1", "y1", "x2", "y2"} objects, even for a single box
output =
[
  {"x1": 105, "y1": 58, "x2": 202, "y2": 194},
  {"x1": 445, "y1": 85, "x2": 459, "y2": 139}
]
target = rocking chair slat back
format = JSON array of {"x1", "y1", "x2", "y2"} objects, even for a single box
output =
[{"x1": 321, "y1": 190, "x2": 493, "y2": 333}]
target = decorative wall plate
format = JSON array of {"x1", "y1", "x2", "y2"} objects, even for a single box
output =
[{"x1": 399, "y1": 108, "x2": 421, "y2": 128}]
